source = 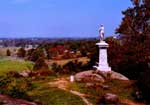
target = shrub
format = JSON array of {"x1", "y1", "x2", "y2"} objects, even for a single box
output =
[
  {"x1": 7, "y1": 71, "x2": 21, "y2": 78},
  {"x1": 33, "y1": 57, "x2": 49, "y2": 70},
  {"x1": 0, "y1": 76, "x2": 12, "y2": 93},
  {"x1": 63, "y1": 61, "x2": 76, "y2": 74},
  {"x1": 51, "y1": 63, "x2": 63, "y2": 74},
  {"x1": 17, "y1": 47, "x2": 26, "y2": 58},
  {"x1": 0, "y1": 75, "x2": 34, "y2": 100},
  {"x1": 6, "y1": 49, "x2": 11, "y2": 56},
  {"x1": 7, "y1": 86, "x2": 28, "y2": 99},
  {"x1": 35, "y1": 70, "x2": 53, "y2": 76}
]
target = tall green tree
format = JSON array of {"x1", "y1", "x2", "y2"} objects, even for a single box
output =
[
  {"x1": 33, "y1": 57, "x2": 49, "y2": 70},
  {"x1": 116, "y1": 0, "x2": 150, "y2": 102},
  {"x1": 116, "y1": 0, "x2": 150, "y2": 67},
  {"x1": 27, "y1": 48, "x2": 45, "y2": 62}
]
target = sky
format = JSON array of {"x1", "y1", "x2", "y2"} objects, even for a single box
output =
[{"x1": 0, "y1": 0, "x2": 132, "y2": 38}]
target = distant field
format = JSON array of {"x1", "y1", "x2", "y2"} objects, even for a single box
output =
[
  {"x1": 0, "y1": 47, "x2": 19, "y2": 56},
  {"x1": 47, "y1": 57, "x2": 89, "y2": 66},
  {"x1": 0, "y1": 58, "x2": 33, "y2": 75}
]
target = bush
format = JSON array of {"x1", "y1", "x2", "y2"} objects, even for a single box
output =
[
  {"x1": 7, "y1": 71, "x2": 21, "y2": 78},
  {"x1": 51, "y1": 63, "x2": 63, "y2": 74},
  {"x1": 17, "y1": 47, "x2": 26, "y2": 58},
  {"x1": 7, "y1": 86, "x2": 28, "y2": 99},
  {"x1": 0, "y1": 75, "x2": 34, "y2": 100},
  {"x1": 118, "y1": 61, "x2": 148, "y2": 80},
  {"x1": 63, "y1": 60, "x2": 84, "y2": 74},
  {"x1": 6, "y1": 49, "x2": 11, "y2": 56},
  {"x1": 33, "y1": 57, "x2": 49, "y2": 70},
  {"x1": 63, "y1": 61, "x2": 76, "y2": 74},
  {"x1": 27, "y1": 48, "x2": 45, "y2": 62},
  {"x1": 0, "y1": 76, "x2": 12, "y2": 93}
]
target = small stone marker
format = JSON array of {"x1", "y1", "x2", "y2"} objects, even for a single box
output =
[{"x1": 70, "y1": 75, "x2": 74, "y2": 82}]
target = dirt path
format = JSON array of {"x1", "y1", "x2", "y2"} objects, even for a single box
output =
[{"x1": 48, "y1": 77, "x2": 93, "y2": 105}]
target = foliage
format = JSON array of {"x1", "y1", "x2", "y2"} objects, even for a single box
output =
[
  {"x1": 51, "y1": 63, "x2": 63, "y2": 74},
  {"x1": 17, "y1": 47, "x2": 26, "y2": 58},
  {"x1": 7, "y1": 86, "x2": 28, "y2": 99},
  {"x1": 0, "y1": 75, "x2": 33, "y2": 100},
  {"x1": 105, "y1": 37, "x2": 123, "y2": 71},
  {"x1": 0, "y1": 75, "x2": 11, "y2": 89},
  {"x1": 115, "y1": 0, "x2": 150, "y2": 79},
  {"x1": 116, "y1": 0, "x2": 150, "y2": 102},
  {"x1": 137, "y1": 69, "x2": 150, "y2": 103},
  {"x1": 27, "y1": 48, "x2": 45, "y2": 62},
  {"x1": 6, "y1": 49, "x2": 11, "y2": 56},
  {"x1": 63, "y1": 61, "x2": 77, "y2": 74},
  {"x1": 86, "y1": 44, "x2": 99, "y2": 70},
  {"x1": 64, "y1": 60, "x2": 84, "y2": 74},
  {"x1": 33, "y1": 57, "x2": 49, "y2": 70},
  {"x1": 51, "y1": 59, "x2": 87, "y2": 74},
  {"x1": 116, "y1": 0, "x2": 150, "y2": 63}
]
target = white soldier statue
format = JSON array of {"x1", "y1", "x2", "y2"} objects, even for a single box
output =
[{"x1": 99, "y1": 24, "x2": 104, "y2": 41}]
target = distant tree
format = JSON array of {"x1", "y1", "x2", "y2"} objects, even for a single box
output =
[
  {"x1": 26, "y1": 48, "x2": 35, "y2": 59},
  {"x1": 27, "y1": 48, "x2": 45, "y2": 62},
  {"x1": 33, "y1": 57, "x2": 49, "y2": 70},
  {"x1": 51, "y1": 63, "x2": 63, "y2": 74},
  {"x1": 17, "y1": 47, "x2": 26, "y2": 58},
  {"x1": 63, "y1": 61, "x2": 76, "y2": 74},
  {"x1": 6, "y1": 49, "x2": 11, "y2": 56}
]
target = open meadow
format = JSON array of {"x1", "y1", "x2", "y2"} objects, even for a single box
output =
[{"x1": 0, "y1": 56, "x2": 33, "y2": 75}]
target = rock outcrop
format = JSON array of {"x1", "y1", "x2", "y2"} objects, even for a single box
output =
[
  {"x1": 0, "y1": 94, "x2": 37, "y2": 105},
  {"x1": 100, "y1": 93, "x2": 120, "y2": 105},
  {"x1": 75, "y1": 70, "x2": 129, "y2": 83}
]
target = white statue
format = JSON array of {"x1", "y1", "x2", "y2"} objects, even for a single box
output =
[{"x1": 99, "y1": 24, "x2": 104, "y2": 41}]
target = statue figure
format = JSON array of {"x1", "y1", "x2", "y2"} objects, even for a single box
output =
[{"x1": 99, "y1": 24, "x2": 104, "y2": 41}]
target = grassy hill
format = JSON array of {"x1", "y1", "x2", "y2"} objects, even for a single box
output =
[{"x1": 0, "y1": 57, "x2": 33, "y2": 75}]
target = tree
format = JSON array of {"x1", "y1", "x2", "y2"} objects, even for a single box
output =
[
  {"x1": 105, "y1": 37, "x2": 123, "y2": 71},
  {"x1": 116, "y1": 0, "x2": 150, "y2": 102},
  {"x1": 116, "y1": 0, "x2": 150, "y2": 76},
  {"x1": 6, "y1": 49, "x2": 11, "y2": 56},
  {"x1": 27, "y1": 48, "x2": 45, "y2": 62},
  {"x1": 33, "y1": 57, "x2": 49, "y2": 70},
  {"x1": 17, "y1": 47, "x2": 26, "y2": 58}
]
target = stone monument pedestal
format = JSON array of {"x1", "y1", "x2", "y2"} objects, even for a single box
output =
[{"x1": 94, "y1": 41, "x2": 111, "y2": 72}]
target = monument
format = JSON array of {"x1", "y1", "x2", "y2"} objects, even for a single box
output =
[{"x1": 94, "y1": 24, "x2": 111, "y2": 71}]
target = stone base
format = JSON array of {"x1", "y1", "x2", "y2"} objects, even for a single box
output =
[{"x1": 94, "y1": 66, "x2": 111, "y2": 72}]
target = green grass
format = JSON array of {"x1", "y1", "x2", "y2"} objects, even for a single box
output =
[
  {"x1": 0, "y1": 59, "x2": 33, "y2": 75},
  {"x1": 28, "y1": 77, "x2": 86, "y2": 105},
  {"x1": 30, "y1": 87, "x2": 86, "y2": 105}
]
